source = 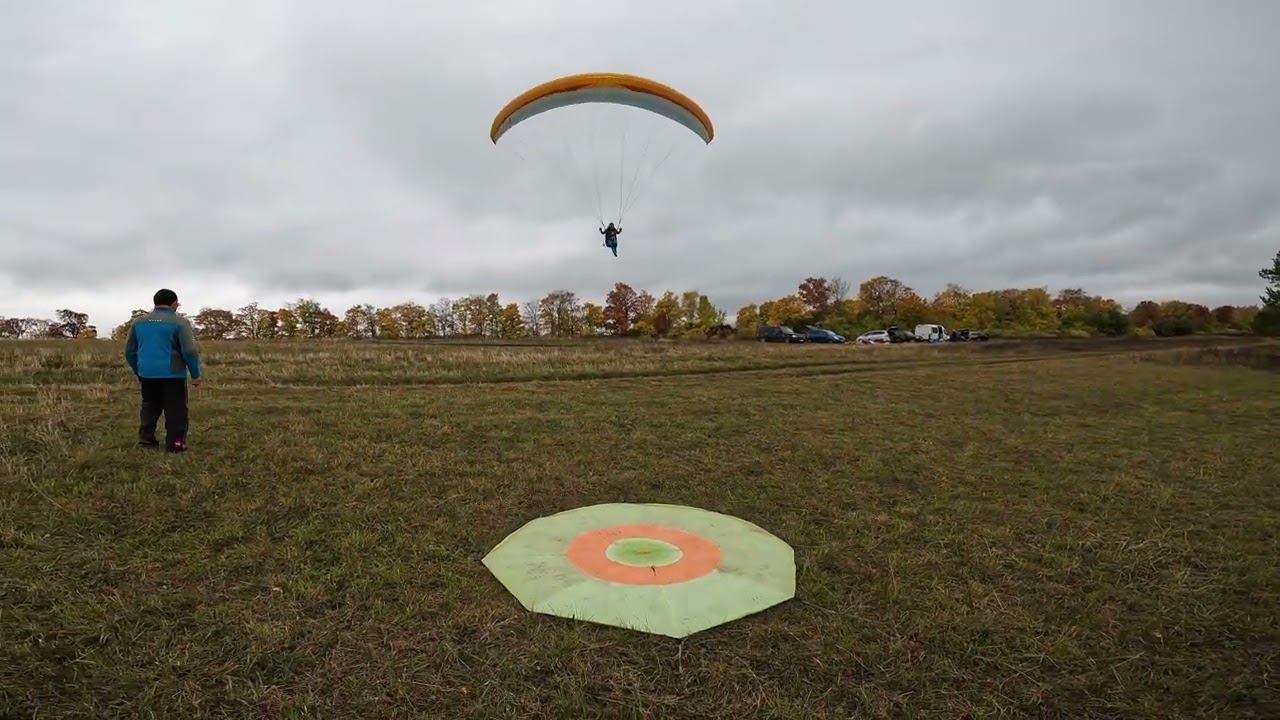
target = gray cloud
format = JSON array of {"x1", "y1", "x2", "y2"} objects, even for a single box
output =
[{"x1": 2, "y1": 0, "x2": 1278, "y2": 329}]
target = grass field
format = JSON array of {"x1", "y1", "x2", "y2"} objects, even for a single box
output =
[{"x1": 2, "y1": 336, "x2": 1277, "y2": 718}]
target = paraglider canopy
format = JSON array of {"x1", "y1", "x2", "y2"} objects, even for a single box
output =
[
  {"x1": 490, "y1": 72, "x2": 715, "y2": 146},
  {"x1": 489, "y1": 72, "x2": 713, "y2": 232}
]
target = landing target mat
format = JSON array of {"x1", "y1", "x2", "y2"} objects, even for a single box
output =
[{"x1": 482, "y1": 503, "x2": 795, "y2": 638}]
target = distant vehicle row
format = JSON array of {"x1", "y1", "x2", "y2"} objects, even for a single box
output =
[
  {"x1": 758, "y1": 325, "x2": 846, "y2": 343},
  {"x1": 758, "y1": 324, "x2": 987, "y2": 344},
  {"x1": 856, "y1": 325, "x2": 989, "y2": 344}
]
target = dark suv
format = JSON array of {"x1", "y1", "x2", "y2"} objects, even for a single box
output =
[
  {"x1": 885, "y1": 326, "x2": 916, "y2": 343},
  {"x1": 758, "y1": 325, "x2": 806, "y2": 343},
  {"x1": 803, "y1": 326, "x2": 847, "y2": 343}
]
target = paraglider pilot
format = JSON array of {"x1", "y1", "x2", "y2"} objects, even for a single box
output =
[{"x1": 600, "y1": 222, "x2": 621, "y2": 257}]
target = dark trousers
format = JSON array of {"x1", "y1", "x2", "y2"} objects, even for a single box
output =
[{"x1": 139, "y1": 378, "x2": 188, "y2": 444}]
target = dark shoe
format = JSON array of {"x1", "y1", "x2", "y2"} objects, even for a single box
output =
[
  {"x1": 166, "y1": 438, "x2": 187, "y2": 453},
  {"x1": 138, "y1": 436, "x2": 160, "y2": 449}
]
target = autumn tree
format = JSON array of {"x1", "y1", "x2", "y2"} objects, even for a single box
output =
[
  {"x1": 988, "y1": 288, "x2": 1057, "y2": 334},
  {"x1": 652, "y1": 291, "x2": 681, "y2": 337},
  {"x1": 580, "y1": 302, "x2": 606, "y2": 337},
  {"x1": 697, "y1": 295, "x2": 724, "y2": 329},
  {"x1": 522, "y1": 300, "x2": 542, "y2": 337},
  {"x1": 316, "y1": 310, "x2": 341, "y2": 337},
  {"x1": 759, "y1": 295, "x2": 808, "y2": 327},
  {"x1": 1152, "y1": 301, "x2": 1211, "y2": 336},
  {"x1": 857, "y1": 277, "x2": 914, "y2": 326},
  {"x1": 930, "y1": 284, "x2": 971, "y2": 326},
  {"x1": 538, "y1": 290, "x2": 582, "y2": 337},
  {"x1": 375, "y1": 308, "x2": 403, "y2": 338},
  {"x1": 604, "y1": 283, "x2": 640, "y2": 336},
  {"x1": 1129, "y1": 301, "x2": 1161, "y2": 329},
  {"x1": 1096, "y1": 308, "x2": 1131, "y2": 336},
  {"x1": 482, "y1": 294, "x2": 503, "y2": 338},
  {"x1": 830, "y1": 276, "x2": 852, "y2": 304},
  {"x1": 798, "y1": 277, "x2": 834, "y2": 319},
  {"x1": 1236, "y1": 305, "x2": 1260, "y2": 328},
  {"x1": 822, "y1": 299, "x2": 871, "y2": 339},
  {"x1": 47, "y1": 309, "x2": 91, "y2": 338},
  {"x1": 500, "y1": 303, "x2": 527, "y2": 338},
  {"x1": 194, "y1": 308, "x2": 238, "y2": 339},
  {"x1": 16, "y1": 318, "x2": 53, "y2": 339},
  {"x1": 895, "y1": 293, "x2": 930, "y2": 328},
  {"x1": 962, "y1": 291, "x2": 999, "y2": 330},
  {"x1": 456, "y1": 294, "x2": 490, "y2": 336},
  {"x1": 235, "y1": 303, "x2": 268, "y2": 339},
  {"x1": 106, "y1": 310, "x2": 148, "y2": 341},
  {"x1": 258, "y1": 310, "x2": 282, "y2": 339},
  {"x1": 632, "y1": 291, "x2": 658, "y2": 337},
  {"x1": 343, "y1": 305, "x2": 379, "y2": 339},
  {"x1": 274, "y1": 308, "x2": 299, "y2": 338},
  {"x1": 288, "y1": 299, "x2": 339, "y2": 338},
  {"x1": 393, "y1": 302, "x2": 434, "y2": 337},
  {"x1": 670, "y1": 291, "x2": 694, "y2": 333},
  {"x1": 1053, "y1": 288, "x2": 1092, "y2": 331},
  {"x1": 735, "y1": 304, "x2": 761, "y2": 339},
  {"x1": 1053, "y1": 289, "x2": 1127, "y2": 336},
  {"x1": 431, "y1": 298, "x2": 456, "y2": 337},
  {"x1": 1211, "y1": 306, "x2": 1238, "y2": 328},
  {"x1": 657, "y1": 291, "x2": 725, "y2": 337},
  {"x1": 451, "y1": 297, "x2": 480, "y2": 337}
]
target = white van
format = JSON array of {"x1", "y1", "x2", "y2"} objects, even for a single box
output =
[{"x1": 914, "y1": 324, "x2": 948, "y2": 342}]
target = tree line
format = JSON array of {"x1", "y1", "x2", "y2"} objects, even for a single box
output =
[
  {"x1": 94, "y1": 287, "x2": 730, "y2": 341},
  {"x1": 737, "y1": 276, "x2": 1265, "y2": 340},
  {"x1": 4, "y1": 252, "x2": 1278, "y2": 341},
  {"x1": 0, "y1": 310, "x2": 97, "y2": 340}
]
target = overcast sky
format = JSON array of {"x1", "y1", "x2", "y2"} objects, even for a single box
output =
[{"x1": 3, "y1": 0, "x2": 1278, "y2": 330}]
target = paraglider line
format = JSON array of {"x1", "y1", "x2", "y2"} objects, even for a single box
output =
[
  {"x1": 622, "y1": 141, "x2": 678, "y2": 217},
  {"x1": 559, "y1": 126, "x2": 604, "y2": 227},
  {"x1": 592, "y1": 114, "x2": 604, "y2": 227},
  {"x1": 508, "y1": 133, "x2": 586, "y2": 219},
  {"x1": 619, "y1": 126, "x2": 657, "y2": 224},
  {"x1": 617, "y1": 123, "x2": 629, "y2": 225}
]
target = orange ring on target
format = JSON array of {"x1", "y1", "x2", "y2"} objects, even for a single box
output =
[{"x1": 565, "y1": 524, "x2": 722, "y2": 586}]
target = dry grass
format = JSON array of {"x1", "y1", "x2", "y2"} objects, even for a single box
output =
[{"x1": 1, "y1": 336, "x2": 1277, "y2": 718}]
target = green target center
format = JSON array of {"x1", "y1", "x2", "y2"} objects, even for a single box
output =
[{"x1": 605, "y1": 538, "x2": 683, "y2": 568}]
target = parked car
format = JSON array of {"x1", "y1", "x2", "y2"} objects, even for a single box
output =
[
  {"x1": 885, "y1": 326, "x2": 916, "y2": 343},
  {"x1": 803, "y1": 326, "x2": 846, "y2": 344},
  {"x1": 856, "y1": 330, "x2": 890, "y2": 344},
  {"x1": 914, "y1": 324, "x2": 949, "y2": 342},
  {"x1": 950, "y1": 328, "x2": 990, "y2": 342},
  {"x1": 758, "y1": 325, "x2": 806, "y2": 343}
]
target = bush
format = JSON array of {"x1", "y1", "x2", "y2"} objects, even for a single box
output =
[
  {"x1": 1153, "y1": 317, "x2": 1195, "y2": 337},
  {"x1": 1253, "y1": 304, "x2": 1280, "y2": 336},
  {"x1": 1094, "y1": 308, "x2": 1132, "y2": 336},
  {"x1": 1130, "y1": 326, "x2": 1157, "y2": 339}
]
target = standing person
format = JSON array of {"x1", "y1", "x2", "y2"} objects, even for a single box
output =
[{"x1": 124, "y1": 289, "x2": 202, "y2": 452}]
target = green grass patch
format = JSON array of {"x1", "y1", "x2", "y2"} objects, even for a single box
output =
[{"x1": 2, "y1": 337, "x2": 1277, "y2": 718}]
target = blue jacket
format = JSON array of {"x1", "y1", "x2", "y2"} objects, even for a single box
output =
[{"x1": 124, "y1": 308, "x2": 202, "y2": 380}]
